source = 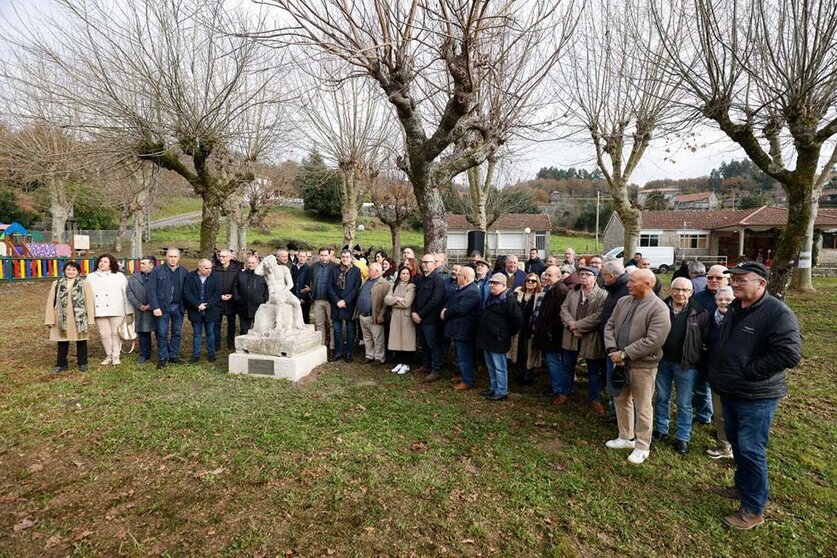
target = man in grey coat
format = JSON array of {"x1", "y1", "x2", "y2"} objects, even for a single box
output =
[{"x1": 126, "y1": 256, "x2": 157, "y2": 364}]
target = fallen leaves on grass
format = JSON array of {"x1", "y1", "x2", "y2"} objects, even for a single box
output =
[
  {"x1": 13, "y1": 518, "x2": 34, "y2": 532},
  {"x1": 409, "y1": 440, "x2": 428, "y2": 453}
]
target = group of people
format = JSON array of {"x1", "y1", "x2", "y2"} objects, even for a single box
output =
[{"x1": 44, "y1": 243, "x2": 801, "y2": 530}]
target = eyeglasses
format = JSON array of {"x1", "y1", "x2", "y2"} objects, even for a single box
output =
[
  {"x1": 526, "y1": 279, "x2": 538, "y2": 283},
  {"x1": 707, "y1": 276, "x2": 726, "y2": 280},
  {"x1": 671, "y1": 288, "x2": 692, "y2": 292}
]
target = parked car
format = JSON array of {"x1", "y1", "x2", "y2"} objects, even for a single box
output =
[{"x1": 604, "y1": 246, "x2": 675, "y2": 273}]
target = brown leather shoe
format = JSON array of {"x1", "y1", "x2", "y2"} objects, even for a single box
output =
[
  {"x1": 453, "y1": 382, "x2": 472, "y2": 391},
  {"x1": 414, "y1": 366, "x2": 430, "y2": 375},
  {"x1": 450, "y1": 375, "x2": 463, "y2": 384},
  {"x1": 590, "y1": 401, "x2": 605, "y2": 416},
  {"x1": 709, "y1": 486, "x2": 742, "y2": 500},
  {"x1": 423, "y1": 372, "x2": 442, "y2": 383},
  {"x1": 723, "y1": 508, "x2": 764, "y2": 530},
  {"x1": 553, "y1": 394, "x2": 570, "y2": 406}
]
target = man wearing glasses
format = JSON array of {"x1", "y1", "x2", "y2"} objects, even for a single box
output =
[
  {"x1": 213, "y1": 249, "x2": 241, "y2": 351},
  {"x1": 693, "y1": 264, "x2": 730, "y2": 423},
  {"x1": 412, "y1": 254, "x2": 447, "y2": 382},
  {"x1": 707, "y1": 262, "x2": 801, "y2": 530}
]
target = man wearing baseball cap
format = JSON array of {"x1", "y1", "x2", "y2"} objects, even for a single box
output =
[{"x1": 707, "y1": 262, "x2": 801, "y2": 530}]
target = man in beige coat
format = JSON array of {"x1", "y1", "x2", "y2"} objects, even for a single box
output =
[
  {"x1": 358, "y1": 263, "x2": 391, "y2": 365},
  {"x1": 558, "y1": 266, "x2": 608, "y2": 415},
  {"x1": 604, "y1": 268, "x2": 671, "y2": 465}
]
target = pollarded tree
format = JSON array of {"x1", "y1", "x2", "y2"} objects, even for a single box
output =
[
  {"x1": 652, "y1": 0, "x2": 837, "y2": 295},
  {"x1": 556, "y1": 0, "x2": 687, "y2": 263},
  {"x1": 1, "y1": 0, "x2": 288, "y2": 258},
  {"x1": 259, "y1": 0, "x2": 578, "y2": 252},
  {"x1": 370, "y1": 172, "x2": 418, "y2": 265}
]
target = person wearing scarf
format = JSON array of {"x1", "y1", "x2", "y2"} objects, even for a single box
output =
[
  {"x1": 45, "y1": 261, "x2": 96, "y2": 373},
  {"x1": 329, "y1": 249, "x2": 361, "y2": 362}
]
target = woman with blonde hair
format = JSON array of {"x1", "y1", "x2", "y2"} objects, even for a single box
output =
[
  {"x1": 85, "y1": 253, "x2": 130, "y2": 365},
  {"x1": 508, "y1": 272, "x2": 542, "y2": 385},
  {"x1": 45, "y1": 261, "x2": 96, "y2": 373}
]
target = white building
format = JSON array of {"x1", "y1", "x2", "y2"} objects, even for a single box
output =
[{"x1": 445, "y1": 214, "x2": 551, "y2": 260}]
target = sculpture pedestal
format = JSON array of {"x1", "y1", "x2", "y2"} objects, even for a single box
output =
[{"x1": 228, "y1": 346, "x2": 327, "y2": 382}]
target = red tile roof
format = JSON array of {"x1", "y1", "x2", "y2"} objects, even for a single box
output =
[
  {"x1": 446, "y1": 213, "x2": 551, "y2": 231},
  {"x1": 675, "y1": 192, "x2": 713, "y2": 203},
  {"x1": 637, "y1": 207, "x2": 837, "y2": 230}
]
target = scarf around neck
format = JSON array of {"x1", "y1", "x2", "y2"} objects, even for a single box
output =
[{"x1": 56, "y1": 277, "x2": 88, "y2": 333}]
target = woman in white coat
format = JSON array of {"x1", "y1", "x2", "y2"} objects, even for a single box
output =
[{"x1": 85, "y1": 253, "x2": 130, "y2": 365}]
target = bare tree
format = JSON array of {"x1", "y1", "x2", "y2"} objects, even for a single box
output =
[
  {"x1": 259, "y1": 0, "x2": 577, "y2": 252},
  {"x1": 99, "y1": 162, "x2": 156, "y2": 258},
  {"x1": 295, "y1": 68, "x2": 394, "y2": 246},
  {"x1": 652, "y1": 0, "x2": 837, "y2": 296},
  {"x1": 556, "y1": 0, "x2": 686, "y2": 262},
  {"x1": 0, "y1": 122, "x2": 89, "y2": 242},
  {"x1": 370, "y1": 173, "x2": 418, "y2": 265},
  {"x1": 1, "y1": 0, "x2": 288, "y2": 258}
]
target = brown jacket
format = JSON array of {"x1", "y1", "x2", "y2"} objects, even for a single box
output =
[
  {"x1": 384, "y1": 281, "x2": 416, "y2": 351},
  {"x1": 369, "y1": 277, "x2": 391, "y2": 324},
  {"x1": 560, "y1": 283, "x2": 607, "y2": 358},
  {"x1": 45, "y1": 279, "x2": 96, "y2": 342},
  {"x1": 604, "y1": 293, "x2": 671, "y2": 368}
]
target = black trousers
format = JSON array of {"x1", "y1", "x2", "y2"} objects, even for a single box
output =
[{"x1": 57, "y1": 340, "x2": 88, "y2": 367}]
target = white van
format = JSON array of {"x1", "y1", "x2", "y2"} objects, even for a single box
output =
[{"x1": 604, "y1": 246, "x2": 675, "y2": 273}]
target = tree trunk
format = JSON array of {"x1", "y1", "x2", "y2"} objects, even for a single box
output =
[
  {"x1": 48, "y1": 177, "x2": 71, "y2": 243},
  {"x1": 610, "y1": 178, "x2": 640, "y2": 263},
  {"x1": 767, "y1": 183, "x2": 810, "y2": 298},
  {"x1": 114, "y1": 209, "x2": 130, "y2": 253},
  {"x1": 130, "y1": 209, "x2": 143, "y2": 258},
  {"x1": 199, "y1": 200, "x2": 222, "y2": 259},
  {"x1": 390, "y1": 225, "x2": 402, "y2": 266},
  {"x1": 789, "y1": 184, "x2": 822, "y2": 292},
  {"x1": 236, "y1": 223, "x2": 248, "y2": 261},
  {"x1": 340, "y1": 167, "x2": 359, "y2": 248},
  {"x1": 467, "y1": 165, "x2": 490, "y2": 231}
]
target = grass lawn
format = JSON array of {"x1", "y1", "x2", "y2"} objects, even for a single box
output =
[
  {"x1": 151, "y1": 206, "x2": 597, "y2": 258},
  {"x1": 151, "y1": 197, "x2": 203, "y2": 221},
  {"x1": 0, "y1": 278, "x2": 834, "y2": 556}
]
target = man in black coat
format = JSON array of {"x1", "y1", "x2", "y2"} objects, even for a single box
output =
[
  {"x1": 525, "y1": 248, "x2": 546, "y2": 276},
  {"x1": 533, "y1": 265, "x2": 569, "y2": 398},
  {"x1": 599, "y1": 260, "x2": 630, "y2": 418},
  {"x1": 329, "y1": 250, "x2": 362, "y2": 362},
  {"x1": 148, "y1": 247, "x2": 188, "y2": 369},
  {"x1": 707, "y1": 263, "x2": 801, "y2": 530},
  {"x1": 183, "y1": 259, "x2": 221, "y2": 363},
  {"x1": 234, "y1": 255, "x2": 268, "y2": 335},
  {"x1": 212, "y1": 249, "x2": 241, "y2": 351},
  {"x1": 412, "y1": 253, "x2": 447, "y2": 382},
  {"x1": 442, "y1": 266, "x2": 481, "y2": 391},
  {"x1": 291, "y1": 249, "x2": 312, "y2": 323},
  {"x1": 476, "y1": 273, "x2": 524, "y2": 401}
]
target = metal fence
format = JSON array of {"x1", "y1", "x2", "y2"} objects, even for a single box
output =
[
  {"x1": 29, "y1": 230, "x2": 129, "y2": 246},
  {"x1": 0, "y1": 256, "x2": 143, "y2": 282}
]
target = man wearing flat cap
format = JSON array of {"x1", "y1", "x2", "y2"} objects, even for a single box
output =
[{"x1": 706, "y1": 262, "x2": 801, "y2": 530}]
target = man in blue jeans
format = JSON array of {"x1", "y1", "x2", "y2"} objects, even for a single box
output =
[
  {"x1": 532, "y1": 266, "x2": 569, "y2": 398},
  {"x1": 148, "y1": 248, "x2": 188, "y2": 370},
  {"x1": 653, "y1": 277, "x2": 709, "y2": 454},
  {"x1": 707, "y1": 262, "x2": 801, "y2": 530},
  {"x1": 442, "y1": 266, "x2": 481, "y2": 392}
]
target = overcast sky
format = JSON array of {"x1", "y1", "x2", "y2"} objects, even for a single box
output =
[{"x1": 0, "y1": 0, "x2": 751, "y2": 187}]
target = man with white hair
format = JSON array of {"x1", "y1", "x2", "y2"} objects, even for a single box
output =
[
  {"x1": 604, "y1": 268, "x2": 671, "y2": 465},
  {"x1": 653, "y1": 277, "x2": 709, "y2": 454},
  {"x1": 148, "y1": 248, "x2": 188, "y2": 370},
  {"x1": 694, "y1": 264, "x2": 729, "y2": 313},
  {"x1": 183, "y1": 259, "x2": 221, "y2": 363},
  {"x1": 504, "y1": 254, "x2": 526, "y2": 289},
  {"x1": 357, "y1": 263, "x2": 390, "y2": 365}
]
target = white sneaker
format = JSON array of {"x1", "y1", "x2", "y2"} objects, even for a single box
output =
[
  {"x1": 111, "y1": 357, "x2": 120, "y2": 365},
  {"x1": 101, "y1": 356, "x2": 112, "y2": 365},
  {"x1": 605, "y1": 438, "x2": 636, "y2": 450},
  {"x1": 628, "y1": 449, "x2": 650, "y2": 464},
  {"x1": 398, "y1": 364, "x2": 409, "y2": 375},
  {"x1": 391, "y1": 363, "x2": 403, "y2": 373}
]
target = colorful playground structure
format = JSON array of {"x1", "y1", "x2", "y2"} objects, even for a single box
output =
[{"x1": 1, "y1": 222, "x2": 141, "y2": 282}]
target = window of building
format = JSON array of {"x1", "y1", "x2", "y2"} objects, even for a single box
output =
[
  {"x1": 679, "y1": 233, "x2": 709, "y2": 249},
  {"x1": 639, "y1": 233, "x2": 660, "y2": 247}
]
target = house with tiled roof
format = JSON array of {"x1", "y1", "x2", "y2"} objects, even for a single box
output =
[
  {"x1": 674, "y1": 191, "x2": 719, "y2": 210},
  {"x1": 603, "y1": 207, "x2": 837, "y2": 264},
  {"x1": 446, "y1": 214, "x2": 551, "y2": 259}
]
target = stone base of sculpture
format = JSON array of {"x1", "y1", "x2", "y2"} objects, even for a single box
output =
[
  {"x1": 229, "y1": 345, "x2": 327, "y2": 382},
  {"x1": 228, "y1": 254, "x2": 327, "y2": 381}
]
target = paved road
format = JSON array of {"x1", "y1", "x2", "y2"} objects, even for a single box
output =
[{"x1": 149, "y1": 211, "x2": 202, "y2": 229}]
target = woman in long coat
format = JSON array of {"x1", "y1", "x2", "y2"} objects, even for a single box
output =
[
  {"x1": 45, "y1": 261, "x2": 96, "y2": 373},
  {"x1": 508, "y1": 272, "x2": 542, "y2": 385},
  {"x1": 384, "y1": 266, "x2": 417, "y2": 374}
]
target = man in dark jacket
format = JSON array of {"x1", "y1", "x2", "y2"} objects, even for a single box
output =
[
  {"x1": 692, "y1": 264, "x2": 730, "y2": 423},
  {"x1": 212, "y1": 249, "x2": 241, "y2": 351},
  {"x1": 525, "y1": 248, "x2": 546, "y2": 276},
  {"x1": 309, "y1": 247, "x2": 338, "y2": 355},
  {"x1": 600, "y1": 260, "x2": 630, "y2": 413},
  {"x1": 652, "y1": 277, "x2": 710, "y2": 454},
  {"x1": 126, "y1": 255, "x2": 157, "y2": 364},
  {"x1": 707, "y1": 262, "x2": 801, "y2": 530},
  {"x1": 291, "y1": 249, "x2": 312, "y2": 323},
  {"x1": 412, "y1": 253, "x2": 447, "y2": 382},
  {"x1": 442, "y1": 266, "x2": 481, "y2": 391},
  {"x1": 183, "y1": 259, "x2": 221, "y2": 363},
  {"x1": 476, "y1": 273, "x2": 524, "y2": 401},
  {"x1": 148, "y1": 248, "x2": 188, "y2": 369},
  {"x1": 235, "y1": 255, "x2": 268, "y2": 335},
  {"x1": 329, "y1": 249, "x2": 362, "y2": 362},
  {"x1": 533, "y1": 265, "x2": 569, "y2": 397},
  {"x1": 504, "y1": 254, "x2": 526, "y2": 290}
]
